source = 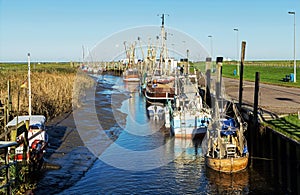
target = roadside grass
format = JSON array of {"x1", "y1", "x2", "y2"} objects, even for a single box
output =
[
  {"x1": 192, "y1": 61, "x2": 300, "y2": 88},
  {"x1": 264, "y1": 115, "x2": 300, "y2": 142}
]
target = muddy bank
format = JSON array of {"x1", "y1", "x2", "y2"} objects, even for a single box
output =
[{"x1": 33, "y1": 76, "x2": 129, "y2": 194}]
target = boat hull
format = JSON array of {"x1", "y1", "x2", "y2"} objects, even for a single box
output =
[
  {"x1": 173, "y1": 127, "x2": 207, "y2": 139},
  {"x1": 205, "y1": 155, "x2": 248, "y2": 173},
  {"x1": 145, "y1": 86, "x2": 175, "y2": 100},
  {"x1": 123, "y1": 75, "x2": 140, "y2": 82},
  {"x1": 171, "y1": 111, "x2": 210, "y2": 139},
  {"x1": 123, "y1": 68, "x2": 140, "y2": 82}
]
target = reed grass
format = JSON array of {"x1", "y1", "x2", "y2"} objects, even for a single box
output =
[{"x1": 0, "y1": 66, "x2": 94, "y2": 120}]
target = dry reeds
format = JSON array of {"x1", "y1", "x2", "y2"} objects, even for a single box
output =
[{"x1": 0, "y1": 70, "x2": 94, "y2": 120}]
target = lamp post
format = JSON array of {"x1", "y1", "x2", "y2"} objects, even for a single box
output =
[
  {"x1": 288, "y1": 11, "x2": 296, "y2": 82},
  {"x1": 208, "y1": 35, "x2": 213, "y2": 59},
  {"x1": 234, "y1": 28, "x2": 239, "y2": 76}
]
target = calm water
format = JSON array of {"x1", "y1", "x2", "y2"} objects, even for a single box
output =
[{"x1": 59, "y1": 74, "x2": 290, "y2": 194}]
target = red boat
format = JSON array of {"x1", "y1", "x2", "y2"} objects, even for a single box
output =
[{"x1": 6, "y1": 115, "x2": 48, "y2": 170}]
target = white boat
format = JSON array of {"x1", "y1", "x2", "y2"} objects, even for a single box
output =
[
  {"x1": 147, "y1": 103, "x2": 165, "y2": 120},
  {"x1": 6, "y1": 115, "x2": 48, "y2": 170},
  {"x1": 170, "y1": 75, "x2": 211, "y2": 138}
]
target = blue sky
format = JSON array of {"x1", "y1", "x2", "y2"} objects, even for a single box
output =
[{"x1": 0, "y1": 0, "x2": 299, "y2": 62}]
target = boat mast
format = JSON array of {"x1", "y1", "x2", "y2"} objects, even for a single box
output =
[
  {"x1": 123, "y1": 41, "x2": 129, "y2": 68},
  {"x1": 82, "y1": 45, "x2": 85, "y2": 65},
  {"x1": 130, "y1": 42, "x2": 136, "y2": 68},
  {"x1": 138, "y1": 37, "x2": 145, "y2": 72},
  {"x1": 158, "y1": 14, "x2": 168, "y2": 75}
]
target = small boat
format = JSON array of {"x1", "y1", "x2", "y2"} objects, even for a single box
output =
[
  {"x1": 6, "y1": 115, "x2": 48, "y2": 170},
  {"x1": 123, "y1": 68, "x2": 140, "y2": 82},
  {"x1": 203, "y1": 103, "x2": 248, "y2": 173},
  {"x1": 147, "y1": 103, "x2": 165, "y2": 120}
]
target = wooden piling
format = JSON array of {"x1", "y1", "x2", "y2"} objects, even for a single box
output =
[
  {"x1": 253, "y1": 72, "x2": 260, "y2": 123},
  {"x1": 238, "y1": 41, "x2": 246, "y2": 109},
  {"x1": 205, "y1": 57, "x2": 212, "y2": 104},
  {"x1": 250, "y1": 71, "x2": 260, "y2": 168},
  {"x1": 216, "y1": 57, "x2": 223, "y2": 100}
]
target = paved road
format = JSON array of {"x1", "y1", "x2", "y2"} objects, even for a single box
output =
[{"x1": 223, "y1": 78, "x2": 300, "y2": 114}]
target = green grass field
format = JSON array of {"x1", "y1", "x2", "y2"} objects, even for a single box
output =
[
  {"x1": 0, "y1": 62, "x2": 78, "y2": 73},
  {"x1": 191, "y1": 60, "x2": 300, "y2": 88}
]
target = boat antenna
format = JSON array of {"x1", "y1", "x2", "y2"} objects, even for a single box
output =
[
  {"x1": 82, "y1": 45, "x2": 85, "y2": 63},
  {"x1": 27, "y1": 53, "x2": 32, "y2": 116},
  {"x1": 161, "y1": 14, "x2": 165, "y2": 27}
]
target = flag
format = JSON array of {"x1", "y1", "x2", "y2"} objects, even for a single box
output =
[{"x1": 20, "y1": 80, "x2": 28, "y2": 88}]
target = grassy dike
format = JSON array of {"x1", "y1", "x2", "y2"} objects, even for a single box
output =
[
  {"x1": 192, "y1": 60, "x2": 300, "y2": 88},
  {"x1": 0, "y1": 62, "x2": 94, "y2": 120},
  {"x1": 264, "y1": 114, "x2": 300, "y2": 142}
]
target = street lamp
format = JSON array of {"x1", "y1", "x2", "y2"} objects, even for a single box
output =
[
  {"x1": 288, "y1": 11, "x2": 296, "y2": 82},
  {"x1": 208, "y1": 35, "x2": 213, "y2": 59},
  {"x1": 234, "y1": 28, "x2": 239, "y2": 76}
]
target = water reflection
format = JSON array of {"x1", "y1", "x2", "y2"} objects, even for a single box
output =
[{"x1": 206, "y1": 168, "x2": 250, "y2": 194}]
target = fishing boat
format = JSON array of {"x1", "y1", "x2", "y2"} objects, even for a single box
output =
[
  {"x1": 123, "y1": 68, "x2": 140, "y2": 82},
  {"x1": 203, "y1": 102, "x2": 248, "y2": 173},
  {"x1": 6, "y1": 115, "x2": 48, "y2": 170},
  {"x1": 170, "y1": 74, "x2": 211, "y2": 138},
  {"x1": 144, "y1": 75, "x2": 175, "y2": 105},
  {"x1": 123, "y1": 41, "x2": 140, "y2": 82},
  {"x1": 144, "y1": 14, "x2": 177, "y2": 106}
]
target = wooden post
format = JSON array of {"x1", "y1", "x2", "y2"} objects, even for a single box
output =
[
  {"x1": 253, "y1": 72, "x2": 260, "y2": 124},
  {"x1": 205, "y1": 57, "x2": 212, "y2": 104},
  {"x1": 250, "y1": 72, "x2": 260, "y2": 168},
  {"x1": 5, "y1": 81, "x2": 11, "y2": 141},
  {"x1": 239, "y1": 41, "x2": 246, "y2": 109},
  {"x1": 7, "y1": 80, "x2": 12, "y2": 114},
  {"x1": 216, "y1": 57, "x2": 223, "y2": 100},
  {"x1": 5, "y1": 147, "x2": 11, "y2": 195}
]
